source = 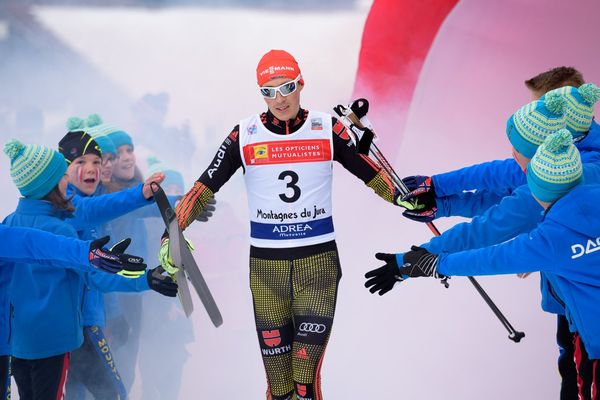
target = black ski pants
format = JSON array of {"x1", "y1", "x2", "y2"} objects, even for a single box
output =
[
  {"x1": 0, "y1": 355, "x2": 9, "y2": 400},
  {"x1": 11, "y1": 353, "x2": 69, "y2": 400},
  {"x1": 557, "y1": 314, "x2": 579, "y2": 400},
  {"x1": 573, "y1": 333, "x2": 599, "y2": 400}
]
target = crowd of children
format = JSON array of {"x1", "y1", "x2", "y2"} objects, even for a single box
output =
[
  {"x1": 365, "y1": 67, "x2": 600, "y2": 399},
  {"x1": 0, "y1": 113, "x2": 202, "y2": 399}
]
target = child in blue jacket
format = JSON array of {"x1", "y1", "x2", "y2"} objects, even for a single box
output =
[
  {"x1": 2, "y1": 139, "x2": 177, "y2": 400},
  {"x1": 57, "y1": 127, "x2": 176, "y2": 399},
  {"x1": 0, "y1": 225, "x2": 146, "y2": 400},
  {"x1": 373, "y1": 131, "x2": 600, "y2": 399},
  {"x1": 395, "y1": 78, "x2": 600, "y2": 399}
]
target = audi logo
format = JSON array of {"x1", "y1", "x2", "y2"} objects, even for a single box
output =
[{"x1": 299, "y1": 323, "x2": 326, "y2": 333}]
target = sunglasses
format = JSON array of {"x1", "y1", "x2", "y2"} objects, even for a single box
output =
[{"x1": 259, "y1": 75, "x2": 302, "y2": 99}]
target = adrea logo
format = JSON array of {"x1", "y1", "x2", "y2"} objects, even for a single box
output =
[{"x1": 261, "y1": 329, "x2": 281, "y2": 347}]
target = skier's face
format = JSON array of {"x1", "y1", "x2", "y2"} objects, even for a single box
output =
[
  {"x1": 114, "y1": 145, "x2": 136, "y2": 181},
  {"x1": 262, "y1": 76, "x2": 303, "y2": 121},
  {"x1": 511, "y1": 147, "x2": 530, "y2": 173},
  {"x1": 101, "y1": 153, "x2": 115, "y2": 184},
  {"x1": 58, "y1": 174, "x2": 68, "y2": 198},
  {"x1": 66, "y1": 154, "x2": 102, "y2": 195}
]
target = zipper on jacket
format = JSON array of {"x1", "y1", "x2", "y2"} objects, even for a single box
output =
[{"x1": 7, "y1": 303, "x2": 14, "y2": 344}]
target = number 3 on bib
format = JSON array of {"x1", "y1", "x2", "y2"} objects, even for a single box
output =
[{"x1": 278, "y1": 170, "x2": 301, "y2": 203}]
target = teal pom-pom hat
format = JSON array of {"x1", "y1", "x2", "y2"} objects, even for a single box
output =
[
  {"x1": 4, "y1": 139, "x2": 67, "y2": 199},
  {"x1": 146, "y1": 156, "x2": 184, "y2": 190},
  {"x1": 83, "y1": 114, "x2": 132, "y2": 151},
  {"x1": 79, "y1": 114, "x2": 117, "y2": 156},
  {"x1": 527, "y1": 129, "x2": 583, "y2": 203},
  {"x1": 507, "y1": 91, "x2": 567, "y2": 159},
  {"x1": 544, "y1": 83, "x2": 600, "y2": 138}
]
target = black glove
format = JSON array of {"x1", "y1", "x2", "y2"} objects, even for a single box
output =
[
  {"x1": 89, "y1": 236, "x2": 146, "y2": 277},
  {"x1": 147, "y1": 266, "x2": 179, "y2": 297},
  {"x1": 195, "y1": 196, "x2": 217, "y2": 222},
  {"x1": 395, "y1": 176, "x2": 437, "y2": 223},
  {"x1": 398, "y1": 246, "x2": 443, "y2": 279},
  {"x1": 364, "y1": 253, "x2": 405, "y2": 296}
]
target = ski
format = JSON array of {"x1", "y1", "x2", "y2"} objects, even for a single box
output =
[
  {"x1": 333, "y1": 99, "x2": 525, "y2": 343},
  {"x1": 151, "y1": 182, "x2": 223, "y2": 327}
]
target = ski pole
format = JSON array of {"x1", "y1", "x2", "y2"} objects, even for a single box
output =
[{"x1": 333, "y1": 100, "x2": 525, "y2": 343}]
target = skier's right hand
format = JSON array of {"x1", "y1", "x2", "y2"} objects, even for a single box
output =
[
  {"x1": 364, "y1": 253, "x2": 406, "y2": 296},
  {"x1": 195, "y1": 196, "x2": 217, "y2": 222},
  {"x1": 89, "y1": 236, "x2": 147, "y2": 278},
  {"x1": 158, "y1": 236, "x2": 195, "y2": 275},
  {"x1": 147, "y1": 266, "x2": 179, "y2": 297},
  {"x1": 396, "y1": 175, "x2": 438, "y2": 223}
]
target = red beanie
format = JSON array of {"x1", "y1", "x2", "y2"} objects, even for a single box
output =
[{"x1": 256, "y1": 50, "x2": 302, "y2": 87}]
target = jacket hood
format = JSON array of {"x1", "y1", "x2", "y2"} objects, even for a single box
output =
[{"x1": 546, "y1": 183, "x2": 600, "y2": 238}]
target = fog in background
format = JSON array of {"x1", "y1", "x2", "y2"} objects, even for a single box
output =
[{"x1": 1, "y1": 0, "x2": 598, "y2": 398}]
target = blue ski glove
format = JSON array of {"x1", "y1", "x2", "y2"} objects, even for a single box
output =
[
  {"x1": 89, "y1": 236, "x2": 146, "y2": 278},
  {"x1": 364, "y1": 253, "x2": 406, "y2": 296},
  {"x1": 396, "y1": 176, "x2": 438, "y2": 223}
]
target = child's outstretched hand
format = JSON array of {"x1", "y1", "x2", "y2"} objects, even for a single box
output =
[{"x1": 143, "y1": 172, "x2": 166, "y2": 199}]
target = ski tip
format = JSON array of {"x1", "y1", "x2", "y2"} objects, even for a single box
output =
[{"x1": 212, "y1": 317, "x2": 224, "y2": 328}]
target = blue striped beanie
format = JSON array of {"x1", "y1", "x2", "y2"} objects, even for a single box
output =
[
  {"x1": 81, "y1": 114, "x2": 117, "y2": 155},
  {"x1": 507, "y1": 91, "x2": 566, "y2": 158},
  {"x1": 146, "y1": 156, "x2": 184, "y2": 190},
  {"x1": 4, "y1": 139, "x2": 67, "y2": 199},
  {"x1": 527, "y1": 129, "x2": 583, "y2": 203},
  {"x1": 544, "y1": 83, "x2": 600, "y2": 138},
  {"x1": 80, "y1": 114, "x2": 133, "y2": 150},
  {"x1": 106, "y1": 128, "x2": 133, "y2": 150}
]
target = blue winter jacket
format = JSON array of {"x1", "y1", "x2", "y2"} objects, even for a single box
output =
[
  {"x1": 0, "y1": 224, "x2": 93, "y2": 356},
  {"x1": 421, "y1": 162, "x2": 600, "y2": 314},
  {"x1": 432, "y1": 120, "x2": 600, "y2": 204},
  {"x1": 0, "y1": 225, "x2": 92, "y2": 268},
  {"x1": 67, "y1": 183, "x2": 152, "y2": 328},
  {"x1": 1, "y1": 198, "x2": 150, "y2": 359},
  {"x1": 421, "y1": 121, "x2": 600, "y2": 313},
  {"x1": 436, "y1": 184, "x2": 600, "y2": 359},
  {"x1": 435, "y1": 190, "x2": 512, "y2": 219}
]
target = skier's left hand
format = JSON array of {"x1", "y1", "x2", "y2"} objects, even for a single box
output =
[
  {"x1": 395, "y1": 176, "x2": 438, "y2": 223},
  {"x1": 143, "y1": 172, "x2": 166, "y2": 199},
  {"x1": 365, "y1": 253, "x2": 405, "y2": 295},
  {"x1": 158, "y1": 236, "x2": 195, "y2": 275}
]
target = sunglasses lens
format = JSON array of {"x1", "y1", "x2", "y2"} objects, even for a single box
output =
[
  {"x1": 280, "y1": 82, "x2": 296, "y2": 96},
  {"x1": 260, "y1": 88, "x2": 275, "y2": 98}
]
